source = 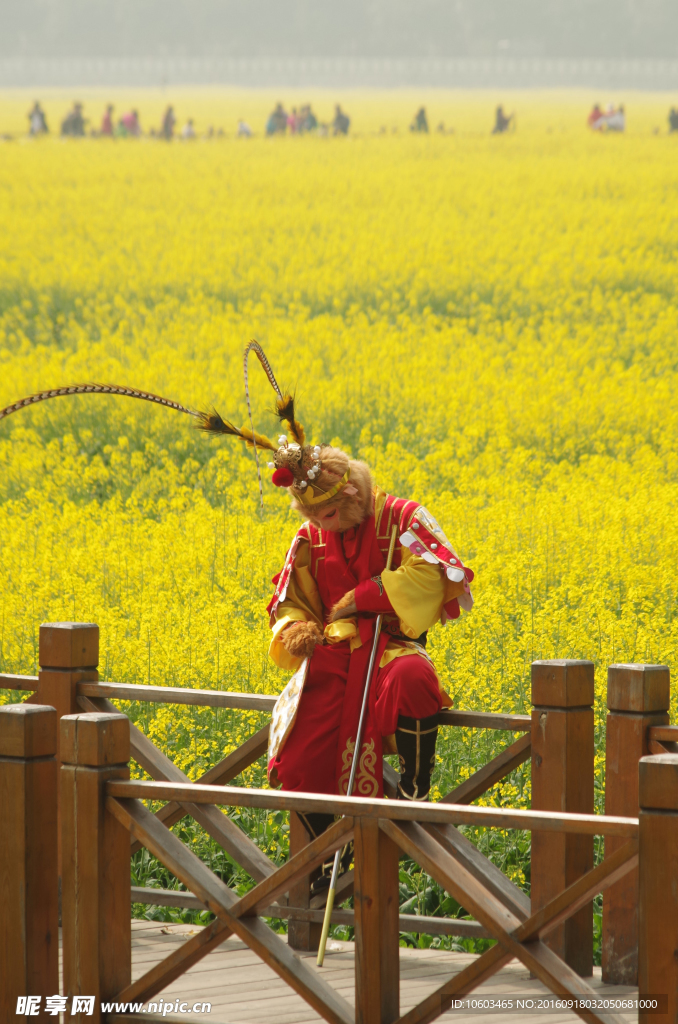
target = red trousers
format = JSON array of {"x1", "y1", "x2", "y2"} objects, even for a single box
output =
[{"x1": 273, "y1": 643, "x2": 441, "y2": 794}]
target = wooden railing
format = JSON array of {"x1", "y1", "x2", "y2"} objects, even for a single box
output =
[
  {"x1": 0, "y1": 623, "x2": 535, "y2": 953},
  {"x1": 602, "y1": 664, "x2": 671, "y2": 986},
  {"x1": 0, "y1": 623, "x2": 675, "y2": 1022}
]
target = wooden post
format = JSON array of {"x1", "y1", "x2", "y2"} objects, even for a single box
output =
[
  {"x1": 531, "y1": 659, "x2": 594, "y2": 977},
  {"x1": 287, "y1": 812, "x2": 322, "y2": 951},
  {"x1": 602, "y1": 664, "x2": 670, "y2": 985},
  {"x1": 638, "y1": 753, "x2": 678, "y2": 1024},
  {"x1": 0, "y1": 704, "x2": 59, "y2": 1021},
  {"x1": 61, "y1": 712, "x2": 131, "y2": 1022},
  {"x1": 354, "y1": 817, "x2": 400, "y2": 1024},
  {"x1": 27, "y1": 622, "x2": 99, "y2": 875}
]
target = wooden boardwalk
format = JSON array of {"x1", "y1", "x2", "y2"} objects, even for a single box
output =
[{"x1": 95, "y1": 920, "x2": 639, "y2": 1023}]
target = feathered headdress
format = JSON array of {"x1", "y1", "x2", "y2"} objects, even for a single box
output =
[{"x1": 0, "y1": 342, "x2": 351, "y2": 510}]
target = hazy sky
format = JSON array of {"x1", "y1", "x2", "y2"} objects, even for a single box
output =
[{"x1": 3, "y1": 0, "x2": 678, "y2": 60}]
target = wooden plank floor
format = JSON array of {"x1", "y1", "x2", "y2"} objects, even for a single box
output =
[{"x1": 116, "y1": 920, "x2": 639, "y2": 1024}]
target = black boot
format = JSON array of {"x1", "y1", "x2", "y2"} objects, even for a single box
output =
[
  {"x1": 310, "y1": 843, "x2": 353, "y2": 898},
  {"x1": 395, "y1": 713, "x2": 439, "y2": 801},
  {"x1": 298, "y1": 812, "x2": 335, "y2": 842},
  {"x1": 298, "y1": 813, "x2": 352, "y2": 898}
]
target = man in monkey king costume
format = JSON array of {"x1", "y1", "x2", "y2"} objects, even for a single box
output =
[
  {"x1": 266, "y1": 431, "x2": 474, "y2": 844},
  {"x1": 0, "y1": 342, "x2": 473, "y2": 853}
]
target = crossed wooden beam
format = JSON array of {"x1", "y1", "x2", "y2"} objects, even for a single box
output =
[
  {"x1": 79, "y1": 692, "x2": 275, "y2": 881},
  {"x1": 384, "y1": 820, "x2": 636, "y2": 1024},
  {"x1": 108, "y1": 799, "x2": 355, "y2": 1021},
  {"x1": 79, "y1": 692, "x2": 531, "y2": 899},
  {"x1": 79, "y1": 696, "x2": 532, "y2": 872},
  {"x1": 648, "y1": 724, "x2": 678, "y2": 756},
  {"x1": 81, "y1": 693, "x2": 634, "y2": 1024},
  {"x1": 102, "y1": 771, "x2": 637, "y2": 1024}
]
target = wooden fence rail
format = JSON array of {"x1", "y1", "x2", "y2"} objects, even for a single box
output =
[
  {"x1": 0, "y1": 622, "x2": 673, "y2": 1021},
  {"x1": 0, "y1": 707, "x2": 649, "y2": 1024},
  {"x1": 1, "y1": 621, "x2": 535, "y2": 955},
  {"x1": 602, "y1": 664, "x2": 671, "y2": 986},
  {"x1": 3, "y1": 671, "x2": 532, "y2": 732},
  {"x1": 0, "y1": 704, "x2": 59, "y2": 1022},
  {"x1": 638, "y1": 753, "x2": 678, "y2": 1024},
  {"x1": 531, "y1": 659, "x2": 595, "y2": 975},
  {"x1": 105, "y1": 777, "x2": 638, "y2": 834}
]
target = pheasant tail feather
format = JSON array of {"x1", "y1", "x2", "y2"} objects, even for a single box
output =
[
  {"x1": 195, "y1": 410, "x2": 276, "y2": 451},
  {"x1": 276, "y1": 393, "x2": 306, "y2": 447},
  {"x1": 0, "y1": 383, "x2": 197, "y2": 422}
]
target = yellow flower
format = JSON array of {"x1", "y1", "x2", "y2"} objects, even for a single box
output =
[{"x1": 0, "y1": 91, "x2": 676, "y2": 831}]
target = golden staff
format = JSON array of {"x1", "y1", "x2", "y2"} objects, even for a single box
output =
[{"x1": 317, "y1": 522, "x2": 398, "y2": 967}]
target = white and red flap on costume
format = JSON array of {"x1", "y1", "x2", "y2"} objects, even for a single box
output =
[
  {"x1": 267, "y1": 656, "x2": 309, "y2": 775},
  {"x1": 265, "y1": 529, "x2": 316, "y2": 783},
  {"x1": 399, "y1": 506, "x2": 474, "y2": 620}
]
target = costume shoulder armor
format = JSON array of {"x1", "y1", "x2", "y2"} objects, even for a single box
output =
[
  {"x1": 398, "y1": 504, "x2": 475, "y2": 623},
  {"x1": 399, "y1": 505, "x2": 474, "y2": 586}
]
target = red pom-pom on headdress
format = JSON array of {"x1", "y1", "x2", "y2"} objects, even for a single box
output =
[{"x1": 272, "y1": 466, "x2": 295, "y2": 488}]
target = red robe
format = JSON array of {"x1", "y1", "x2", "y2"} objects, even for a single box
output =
[{"x1": 267, "y1": 494, "x2": 457, "y2": 796}]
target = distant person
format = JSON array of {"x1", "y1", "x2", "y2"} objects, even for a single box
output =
[
  {"x1": 119, "y1": 110, "x2": 141, "y2": 137},
  {"x1": 161, "y1": 105, "x2": 176, "y2": 140},
  {"x1": 28, "y1": 101, "x2": 48, "y2": 135},
  {"x1": 301, "y1": 104, "x2": 318, "y2": 132},
  {"x1": 491, "y1": 105, "x2": 513, "y2": 134},
  {"x1": 181, "y1": 118, "x2": 196, "y2": 139},
  {"x1": 410, "y1": 107, "x2": 429, "y2": 133},
  {"x1": 237, "y1": 119, "x2": 253, "y2": 137},
  {"x1": 100, "y1": 104, "x2": 114, "y2": 136},
  {"x1": 333, "y1": 104, "x2": 350, "y2": 136},
  {"x1": 61, "y1": 102, "x2": 86, "y2": 137},
  {"x1": 606, "y1": 105, "x2": 625, "y2": 132},
  {"x1": 266, "y1": 103, "x2": 288, "y2": 135},
  {"x1": 287, "y1": 107, "x2": 301, "y2": 134},
  {"x1": 587, "y1": 103, "x2": 605, "y2": 130},
  {"x1": 669, "y1": 107, "x2": 678, "y2": 133}
]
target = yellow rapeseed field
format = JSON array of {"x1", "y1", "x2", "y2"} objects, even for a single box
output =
[{"x1": 1, "y1": 91, "x2": 677, "y2": 940}]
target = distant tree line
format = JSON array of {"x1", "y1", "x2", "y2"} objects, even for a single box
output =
[{"x1": 3, "y1": 0, "x2": 678, "y2": 61}]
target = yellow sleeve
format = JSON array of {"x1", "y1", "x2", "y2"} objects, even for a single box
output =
[
  {"x1": 381, "y1": 545, "x2": 446, "y2": 639},
  {"x1": 269, "y1": 539, "x2": 324, "y2": 671}
]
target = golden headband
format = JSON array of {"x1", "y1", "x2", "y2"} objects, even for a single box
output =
[{"x1": 293, "y1": 469, "x2": 351, "y2": 506}]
